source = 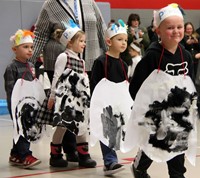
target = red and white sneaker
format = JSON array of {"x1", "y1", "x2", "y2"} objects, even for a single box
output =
[
  {"x1": 9, "y1": 155, "x2": 23, "y2": 166},
  {"x1": 23, "y1": 155, "x2": 41, "y2": 168}
]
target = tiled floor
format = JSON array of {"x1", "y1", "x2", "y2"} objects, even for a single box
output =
[{"x1": 0, "y1": 114, "x2": 199, "y2": 178}]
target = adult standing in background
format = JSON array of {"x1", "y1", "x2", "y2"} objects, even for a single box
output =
[
  {"x1": 181, "y1": 22, "x2": 200, "y2": 77},
  {"x1": 121, "y1": 13, "x2": 150, "y2": 66},
  {"x1": 30, "y1": 0, "x2": 107, "y2": 167},
  {"x1": 126, "y1": 13, "x2": 150, "y2": 55}
]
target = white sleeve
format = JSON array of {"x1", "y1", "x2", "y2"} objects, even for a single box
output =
[{"x1": 49, "y1": 53, "x2": 67, "y2": 99}]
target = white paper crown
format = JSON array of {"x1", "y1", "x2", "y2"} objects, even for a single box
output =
[
  {"x1": 105, "y1": 19, "x2": 127, "y2": 39},
  {"x1": 154, "y1": 3, "x2": 184, "y2": 27},
  {"x1": 130, "y1": 42, "x2": 141, "y2": 53},
  {"x1": 60, "y1": 19, "x2": 81, "y2": 46},
  {"x1": 10, "y1": 29, "x2": 34, "y2": 47}
]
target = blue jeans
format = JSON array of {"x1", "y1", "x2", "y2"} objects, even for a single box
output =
[
  {"x1": 10, "y1": 136, "x2": 32, "y2": 160},
  {"x1": 100, "y1": 141, "x2": 118, "y2": 166}
]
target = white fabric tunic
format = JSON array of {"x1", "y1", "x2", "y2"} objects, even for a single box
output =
[
  {"x1": 123, "y1": 70, "x2": 198, "y2": 166},
  {"x1": 90, "y1": 78, "x2": 133, "y2": 151}
]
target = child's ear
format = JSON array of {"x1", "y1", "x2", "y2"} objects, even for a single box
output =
[
  {"x1": 155, "y1": 28, "x2": 159, "y2": 35},
  {"x1": 68, "y1": 40, "x2": 72, "y2": 44},
  {"x1": 105, "y1": 37, "x2": 112, "y2": 46},
  {"x1": 12, "y1": 47, "x2": 17, "y2": 53},
  {"x1": 67, "y1": 40, "x2": 73, "y2": 47}
]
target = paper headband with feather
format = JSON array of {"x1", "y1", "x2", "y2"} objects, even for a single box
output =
[
  {"x1": 153, "y1": 3, "x2": 185, "y2": 27},
  {"x1": 106, "y1": 19, "x2": 127, "y2": 39},
  {"x1": 10, "y1": 29, "x2": 34, "y2": 47},
  {"x1": 60, "y1": 19, "x2": 82, "y2": 46}
]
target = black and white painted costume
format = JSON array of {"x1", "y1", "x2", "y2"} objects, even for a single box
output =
[
  {"x1": 90, "y1": 54, "x2": 133, "y2": 151},
  {"x1": 50, "y1": 49, "x2": 90, "y2": 135}
]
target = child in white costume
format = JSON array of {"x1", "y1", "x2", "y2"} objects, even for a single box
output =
[
  {"x1": 4, "y1": 29, "x2": 43, "y2": 168},
  {"x1": 127, "y1": 42, "x2": 142, "y2": 80},
  {"x1": 90, "y1": 19, "x2": 133, "y2": 175},
  {"x1": 47, "y1": 21, "x2": 96, "y2": 168},
  {"x1": 126, "y1": 3, "x2": 198, "y2": 178}
]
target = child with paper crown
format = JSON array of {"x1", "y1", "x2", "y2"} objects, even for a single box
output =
[
  {"x1": 127, "y1": 42, "x2": 142, "y2": 80},
  {"x1": 47, "y1": 20, "x2": 96, "y2": 168},
  {"x1": 4, "y1": 29, "x2": 43, "y2": 168},
  {"x1": 90, "y1": 19, "x2": 133, "y2": 175},
  {"x1": 124, "y1": 3, "x2": 198, "y2": 178}
]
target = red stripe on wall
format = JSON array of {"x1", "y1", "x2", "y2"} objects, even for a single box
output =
[{"x1": 95, "y1": 0, "x2": 200, "y2": 10}]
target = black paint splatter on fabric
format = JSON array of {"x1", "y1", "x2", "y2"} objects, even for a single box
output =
[
  {"x1": 54, "y1": 70, "x2": 90, "y2": 135},
  {"x1": 139, "y1": 86, "x2": 197, "y2": 152},
  {"x1": 101, "y1": 105, "x2": 125, "y2": 150}
]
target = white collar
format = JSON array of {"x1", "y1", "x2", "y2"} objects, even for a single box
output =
[{"x1": 66, "y1": 48, "x2": 80, "y2": 60}]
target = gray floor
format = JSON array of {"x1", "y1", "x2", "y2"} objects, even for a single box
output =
[{"x1": 0, "y1": 114, "x2": 199, "y2": 178}]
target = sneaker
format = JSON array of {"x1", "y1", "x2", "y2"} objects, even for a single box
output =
[
  {"x1": 131, "y1": 163, "x2": 151, "y2": 178},
  {"x1": 23, "y1": 155, "x2": 41, "y2": 169},
  {"x1": 103, "y1": 162, "x2": 125, "y2": 176},
  {"x1": 9, "y1": 155, "x2": 23, "y2": 166},
  {"x1": 66, "y1": 152, "x2": 79, "y2": 162}
]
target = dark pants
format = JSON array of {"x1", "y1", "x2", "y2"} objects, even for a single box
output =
[
  {"x1": 10, "y1": 136, "x2": 32, "y2": 160},
  {"x1": 134, "y1": 150, "x2": 186, "y2": 178},
  {"x1": 35, "y1": 61, "x2": 43, "y2": 79},
  {"x1": 100, "y1": 141, "x2": 118, "y2": 166},
  {"x1": 46, "y1": 70, "x2": 77, "y2": 154}
]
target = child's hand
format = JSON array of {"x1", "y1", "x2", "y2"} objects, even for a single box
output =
[
  {"x1": 47, "y1": 98, "x2": 54, "y2": 110},
  {"x1": 193, "y1": 37, "x2": 198, "y2": 43},
  {"x1": 195, "y1": 53, "x2": 200, "y2": 59},
  {"x1": 130, "y1": 27, "x2": 136, "y2": 36},
  {"x1": 139, "y1": 30, "x2": 144, "y2": 37}
]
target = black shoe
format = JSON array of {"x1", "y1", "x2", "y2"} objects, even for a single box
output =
[
  {"x1": 78, "y1": 154, "x2": 96, "y2": 168},
  {"x1": 50, "y1": 154, "x2": 68, "y2": 167},
  {"x1": 104, "y1": 163, "x2": 125, "y2": 176},
  {"x1": 66, "y1": 152, "x2": 79, "y2": 162},
  {"x1": 131, "y1": 163, "x2": 151, "y2": 178}
]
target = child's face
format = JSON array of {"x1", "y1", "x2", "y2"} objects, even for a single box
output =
[
  {"x1": 12, "y1": 43, "x2": 33, "y2": 62},
  {"x1": 108, "y1": 34, "x2": 128, "y2": 54},
  {"x1": 70, "y1": 34, "x2": 86, "y2": 53},
  {"x1": 156, "y1": 16, "x2": 184, "y2": 46},
  {"x1": 128, "y1": 47, "x2": 138, "y2": 57}
]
